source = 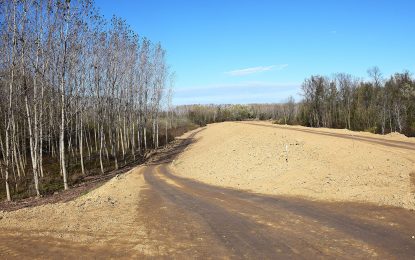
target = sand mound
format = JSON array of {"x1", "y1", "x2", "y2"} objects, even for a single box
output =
[
  {"x1": 386, "y1": 131, "x2": 408, "y2": 139},
  {"x1": 172, "y1": 121, "x2": 415, "y2": 209},
  {"x1": 0, "y1": 167, "x2": 147, "y2": 244}
]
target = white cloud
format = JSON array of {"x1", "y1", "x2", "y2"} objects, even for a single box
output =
[
  {"x1": 173, "y1": 89, "x2": 301, "y2": 105},
  {"x1": 225, "y1": 64, "x2": 288, "y2": 76},
  {"x1": 173, "y1": 81, "x2": 302, "y2": 105},
  {"x1": 175, "y1": 81, "x2": 298, "y2": 92}
]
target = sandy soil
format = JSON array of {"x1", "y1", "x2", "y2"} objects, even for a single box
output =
[
  {"x1": 0, "y1": 123, "x2": 414, "y2": 258},
  {"x1": 172, "y1": 121, "x2": 415, "y2": 209},
  {"x1": 0, "y1": 167, "x2": 156, "y2": 256}
]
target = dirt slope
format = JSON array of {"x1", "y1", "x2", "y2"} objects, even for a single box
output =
[
  {"x1": 172, "y1": 121, "x2": 415, "y2": 209},
  {"x1": 0, "y1": 167, "x2": 153, "y2": 257}
]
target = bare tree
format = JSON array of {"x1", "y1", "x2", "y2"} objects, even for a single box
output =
[{"x1": 0, "y1": 0, "x2": 174, "y2": 200}]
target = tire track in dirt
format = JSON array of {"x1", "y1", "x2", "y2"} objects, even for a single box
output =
[
  {"x1": 0, "y1": 232, "x2": 126, "y2": 259},
  {"x1": 241, "y1": 122, "x2": 415, "y2": 151},
  {"x1": 137, "y1": 128, "x2": 415, "y2": 258},
  {"x1": 139, "y1": 158, "x2": 415, "y2": 258},
  {"x1": 411, "y1": 172, "x2": 415, "y2": 194}
]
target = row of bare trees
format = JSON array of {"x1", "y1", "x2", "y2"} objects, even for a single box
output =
[
  {"x1": 299, "y1": 68, "x2": 415, "y2": 136},
  {"x1": 179, "y1": 68, "x2": 414, "y2": 137},
  {"x1": 176, "y1": 102, "x2": 297, "y2": 126},
  {"x1": 0, "y1": 0, "x2": 173, "y2": 201}
]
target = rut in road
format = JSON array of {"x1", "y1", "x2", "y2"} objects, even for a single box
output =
[
  {"x1": 137, "y1": 128, "x2": 415, "y2": 258},
  {"x1": 240, "y1": 122, "x2": 415, "y2": 152},
  {"x1": 138, "y1": 153, "x2": 415, "y2": 258}
]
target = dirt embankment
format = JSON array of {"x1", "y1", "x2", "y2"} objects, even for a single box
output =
[
  {"x1": 172, "y1": 121, "x2": 415, "y2": 209},
  {"x1": 0, "y1": 167, "x2": 152, "y2": 256},
  {"x1": 0, "y1": 137, "x2": 203, "y2": 257}
]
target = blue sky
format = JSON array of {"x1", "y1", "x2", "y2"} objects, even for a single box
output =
[{"x1": 95, "y1": 0, "x2": 415, "y2": 105}]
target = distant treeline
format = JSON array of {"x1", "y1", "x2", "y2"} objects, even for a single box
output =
[{"x1": 179, "y1": 67, "x2": 415, "y2": 137}]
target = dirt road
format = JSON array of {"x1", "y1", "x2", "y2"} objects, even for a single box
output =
[
  {"x1": 139, "y1": 164, "x2": 415, "y2": 258},
  {"x1": 242, "y1": 121, "x2": 415, "y2": 151},
  {"x1": 139, "y1": 129, "x2": 415, "y2": 258},
  {"x1": 1, "y1": 123, "x2": 415, "y2": 258}
]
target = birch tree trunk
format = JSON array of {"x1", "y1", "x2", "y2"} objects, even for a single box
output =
[
  {"x1": 60, "y1": 0, "x2": 71, "y2": 190},
  {"x1": 3, "y1": 0, "x2": 18, "y2": 201}
]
